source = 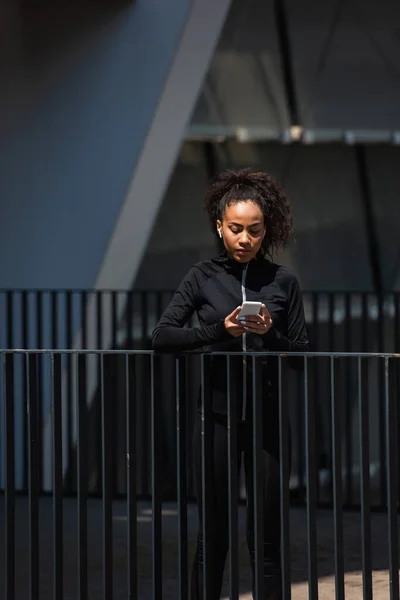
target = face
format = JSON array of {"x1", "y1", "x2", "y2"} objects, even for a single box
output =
[{"x1": 217, "y1": 200, "x2": 264, "y2": 263}]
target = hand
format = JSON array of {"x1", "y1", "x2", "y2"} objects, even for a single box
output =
[
  {"x1": 238, "y1": 304, "x2": 273, "y2": 335},
  {"x1": 224, "y1": 306, "x2": 247, "y2": 337}
]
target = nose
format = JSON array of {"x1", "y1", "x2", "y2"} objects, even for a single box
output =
[{"x1": 239, "y1": 231, "x2": 251, "y2": 245}]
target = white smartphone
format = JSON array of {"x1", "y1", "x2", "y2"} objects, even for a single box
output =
[{"x1": 238, "y1": 301, "x2": 262, "y2": 317}]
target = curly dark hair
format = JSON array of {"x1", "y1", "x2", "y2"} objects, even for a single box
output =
[{"x1": 204, "y1": 167, "x2": 293, "y2": 257}]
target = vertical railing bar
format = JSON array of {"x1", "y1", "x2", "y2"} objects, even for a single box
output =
[
  {"x1": 65, "y1": 291, "x2": 73, "y2": 492},
  {"x1": 312, "y1": 293, "x2": 322, "y2": 504},
  {"x1": 126, "y1": 291, "x2": 133, "y2": 349},
  {"x1": 328, "y1": 293, "x2": 335, "y2": 351},
  {"x1": 141, "y1": 292, "x2": 149, "y2": 348},
  {"x1": 201, "y1": 354, "x2": 212, "y2": 600},
  {"x1": 51, "y1": 292, "x2": 58, "y2": 349},
  {"x1": 176, "y1": 356, "x2": 188, "y2": 600},
  {"x1": 6, "y1": 291, "x2": 14, "y2": 349},
  {"x1": 378, "y1": 295, "x2": 387, "y2": 508},
  {"x1": 312, "y1": 291, "x2": 319, "y2": 349},
  {"x1": 326, "y1": 293, "x2": 335, "y2": 507},
  {"x1": 52, "y1": 353, "x2": 63, "y2": 600},
  {"x1": 279, "y1": 356, "x2": 291, "y2": 600},
  {"x1": 395, "y1": 295, "x2": 400, "y2": 513},
  {"x1": 186, "y1": 354, "x2": 196, "y2": 499},
  {"x1": 227, "y1": 355, "x2": 239, "y2": 600},
  {"x1": 22, "y1": 291, "x2": 28, "y2": 490},
  {"x1": 36, "y1": 291, "x2": 43, "y2": 492},
  {"x1": 330, "y1": 357, "x2": 344, "y2": 600},
  {"x1": 279, "y1": 356, "x2": 291, "y2": 598},
  {"x1": 4, "y1": 353, "x2": 15, "y2": 600},
  {"x1": 111, "y1": 292, "x2": 118, "y2": 495},
  {"x1": 96, "y1": 291, "x2": 103, "y2": 349},
  {"x1": 296, "y1": 369, "x2": 304, "y2": 499},
  {"x1": 77, "y1": 353, "x2": 88, "y2": 600},
  {"x1": 252, "y1": 355, "x2": 264, "y2": 599},
  {"x1": 305, "y1": 356, "x2": 318, "y2": 600},
  {"x1": 385, "y1": 357, "x2": 399, "y2": 600},
  {"x1": 27, "y1": 353, "x2": 39, "y2": 600},
  {"x1": 361, "y1": 293, "x2": 368, "y2": 351},
  {"x1": 126, "y1": 354, "x2": 138, "y2": 600},
  {"x1": 81, "y1": 292, "x2": 87, "y2": 350},
  {"x1": 394, "y1": 293, "x2": 400, "y2": 353},
  {"x1": 140, "y1": 293, "x2": 150, "y2": 496},
  {"x1": 344, "y1": 293, "x2": 353, "y2": 506},
  {"x1": 151, "y1": 354, "x2": 162, "y2": 600},
  {"x1": 358, "y1": 357, "x2": 372, "y2": 600},
  {"x1": 22, "y1": 291, "x2": 28, "y2": 350},
  {"x1": 101, "y1": 353, "x2": 113, "y2": 599},
  {"x1": 96, "y1": 293, "x2": 103, "y2": 494},
  {"x1": 111, "y1": 291, "x2": 117, "y2": 349}
]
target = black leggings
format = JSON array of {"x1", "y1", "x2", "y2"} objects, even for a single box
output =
[{"x1": 190, "y1": 414, "x2": 284, "y2": 600}]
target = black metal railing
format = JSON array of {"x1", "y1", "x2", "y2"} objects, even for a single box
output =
[
  {"x1": 1, "y1": 288, "x2": 399, "y2": 505},
  {"x1": 0, "y1": 349, "x2": 398, "y2": 509},
  {"x1": 0, "y1": 349, "x2": 399, "y2": 599},
  {"x1": 0, "y1": 289, "x2": 399, "y2": 352}
]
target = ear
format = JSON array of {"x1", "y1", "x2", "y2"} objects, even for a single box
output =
[{"x1": 216, "y1": 220, "x2": 222, "y2": 238}]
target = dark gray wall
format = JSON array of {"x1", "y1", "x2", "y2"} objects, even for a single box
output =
[{"x1": 0, "y1": 0, "x2": 191, "y2": 289}]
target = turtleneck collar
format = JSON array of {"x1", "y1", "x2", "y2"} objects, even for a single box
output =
[{"x1": 212, "y1": 249, "x2": 264, "y2": 271}]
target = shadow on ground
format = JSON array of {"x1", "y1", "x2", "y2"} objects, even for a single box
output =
[{"x1": 0, "y1": 497, "x2": 397, "y2": 599}]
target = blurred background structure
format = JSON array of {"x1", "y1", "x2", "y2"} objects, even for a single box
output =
[{"x1": 0, "y1": 0, "x2": 399, "y2": 597}]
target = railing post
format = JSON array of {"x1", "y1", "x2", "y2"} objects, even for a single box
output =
[
  {"x1": 201, "y1": 353, "x2": 213, "y2": 600},
  {"x1": 385, "y1": 357, "x2": 399, "y2": 600},
  {"x1": 252, "y1": 355, "x2": 264, "y2": 600},
  {"x1": 77, "y1": 353, "x2": 88, "y2": 600},
  {"x1": 358, "y1": 356, "x2": 372, "y2": 600},
  {"x1": 279, "y1": 356, "x2": 291, "y2": 600},
  {"x1": 151, "y1": 353, "x2": 163, "y2": 600},
  {"x1": 27, "y1": 352, "x2": 40, "y2": 600},
  {"x1": 176, "y1": 355, "x2": 188, "y2": 600},
  {"x1": 101, "y1": 353, "x2": 113, "y2": 599},
  {"x1": 330, "y1": 357, "x2": 344, "y2": 600},
  {"x1": 4, "y1": 352, "x2": 15, "y2": 600},
  {"x1": 126, "y1": 353, "x2": 138, "y2": 600},
  {"x1": 305, "y1": 356, "x2": 318, "y2": 600},
  {"x1": 52, "y1": 353, "x2": 64, "y2": 600},
  {"x1": 227, "y1": 355, "x2": 239, "y2": 600}
]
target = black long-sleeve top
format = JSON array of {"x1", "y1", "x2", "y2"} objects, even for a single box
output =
[{"x1": 152, "y1": 251, "x2": 309, "y2": 420}]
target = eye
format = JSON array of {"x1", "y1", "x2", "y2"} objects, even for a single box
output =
[{"x1": 249, "y1": 229, "x2": 262, "y2": 236}]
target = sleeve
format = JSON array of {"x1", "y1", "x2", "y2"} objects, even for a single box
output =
[
  {"x1": 263, "y1": 274, "x2": 309, "y2": 354},
  {"x1": 152, "y1": 268, "x2": 232, "y2": 352}
]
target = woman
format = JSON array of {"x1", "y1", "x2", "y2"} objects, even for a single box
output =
[{"x1": 152, "y1": 168, "x2": 309, "y2": 599}]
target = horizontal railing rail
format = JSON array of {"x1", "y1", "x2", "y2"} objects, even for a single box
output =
[{"x1": 0, "y1": 350, "x2": 399, "y2": 599}]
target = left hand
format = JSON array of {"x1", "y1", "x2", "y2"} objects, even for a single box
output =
[{"x1": 237, "y1": 304, "x2": 273, "y2": 335}]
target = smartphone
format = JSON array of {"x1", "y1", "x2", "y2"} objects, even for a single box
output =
[{"x1": 238, "y1": 301, "x2": 262, "y2": 317}]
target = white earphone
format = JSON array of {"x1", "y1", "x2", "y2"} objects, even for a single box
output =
[{"x1": 218, "y1": 228, "x2": 265, "y2": 239}]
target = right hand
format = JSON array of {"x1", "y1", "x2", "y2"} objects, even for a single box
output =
[{"x1": 224, "y1": 307, "x2": 246, "y2": 337}]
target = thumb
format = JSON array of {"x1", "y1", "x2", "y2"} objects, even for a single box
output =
[
  {"x1": 231, "y1": 306, "x2": 242, "y2": 319},
  {"x1": 261, "y1": 304, "x2": 270, "y2": 318}
]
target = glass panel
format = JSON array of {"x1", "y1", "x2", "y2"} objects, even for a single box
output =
[
  {"x1": 189, "y1": 0, "x2": 290, "y2": 137},
  {"x1": 285, "y1": 0, "x2": 400, "y2": 132}
]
